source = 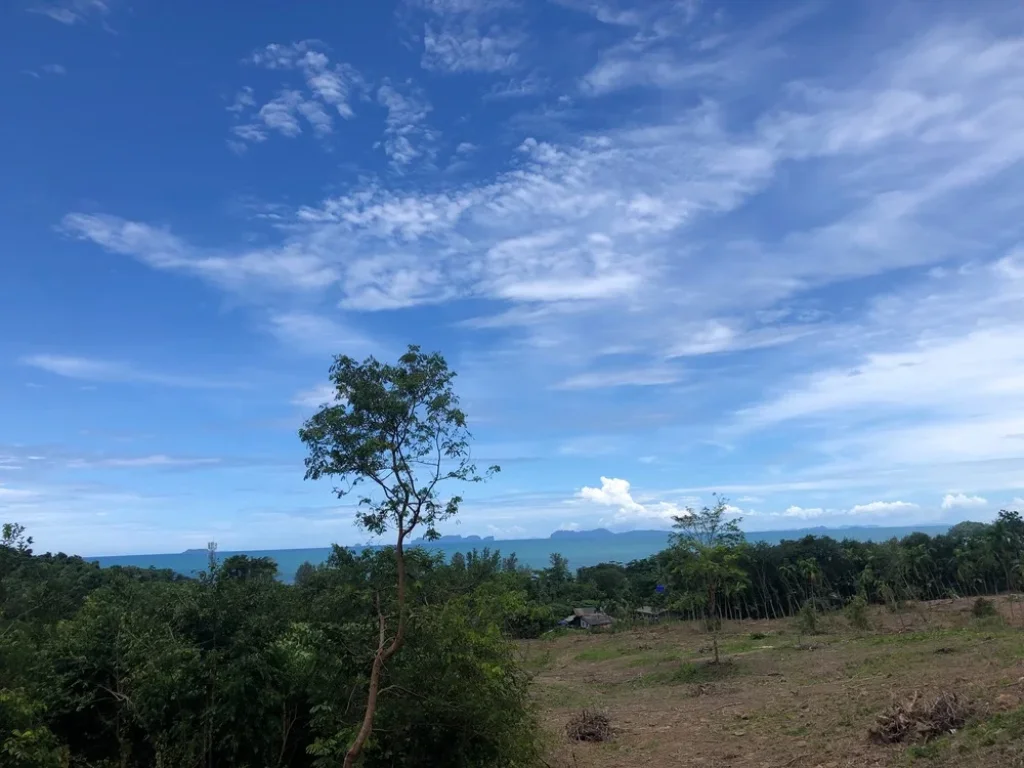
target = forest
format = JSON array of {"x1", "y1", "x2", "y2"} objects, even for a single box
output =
[{"x1": 3, "y1": 347, "x2": 1022, "y2": 766}]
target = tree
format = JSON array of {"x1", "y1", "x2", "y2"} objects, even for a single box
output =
[
  {"x1": 299, "y1": 345, "x2": 497, "y2": 767},
  {"x1": 666, "y1": 496, "x2": 748, "y2": 662}
]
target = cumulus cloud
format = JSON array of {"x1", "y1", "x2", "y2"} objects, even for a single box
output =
[
  {"x1": 782, "y1": 505, "x2": 826, "y2": 519},
  {"x1": 410, "y1": 0, "x2": 523, "y2": 74},
  {"x1": 577, "y1": 476, "x2": 687, "y2": 522},
  {"x1": 849, "y1": 500, "x2": 919, "y2": 515},
  {"x1": 941, "y1": 493, "x2": 988, "y2": 510},
  {"x1": 229, "y1": 41, "x2": 364, "y2": 151},
  {"x1": 376, "y1": 81, "x2": 438, "y2": 168}
]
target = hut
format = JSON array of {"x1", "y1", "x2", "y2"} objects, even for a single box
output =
[{"x1": 559, "y1": 607, "x2": 614, "y2": 630}]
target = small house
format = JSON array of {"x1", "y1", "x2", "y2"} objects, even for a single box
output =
[
  {"x1": 634, "y1": 606, "x2": 668, "y2": 622},
  {"x1": 559, "y1": 607, "x2": 614, "y2": 630}
]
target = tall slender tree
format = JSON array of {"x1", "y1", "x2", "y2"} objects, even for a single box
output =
[{"x1": 299, "y1": 345, "x2": 497, "y2": 767}]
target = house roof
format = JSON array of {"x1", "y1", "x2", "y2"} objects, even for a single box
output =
[
  {"x1": 582, "y1": 612, "x2": 614, "y2": 626},
  {"x1": 572, "y1": 607, "x2": 598, "y2": 617}
]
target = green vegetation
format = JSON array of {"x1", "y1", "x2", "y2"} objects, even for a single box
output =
[{"x1": 3, "y1": 346, "x2": 1024, "y2": 766}]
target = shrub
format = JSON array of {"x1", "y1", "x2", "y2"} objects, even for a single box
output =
[
  {"x1": 972, "y1": 597, "x2": 998, "y2": 619},
  {"x1": 796, "y1": 600, "x2": 820, "y2": 635},
  {"x1": 845, "y1": 596, "x2": 871, "y2": 630}
]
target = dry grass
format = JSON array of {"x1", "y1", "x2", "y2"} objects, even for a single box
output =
[{"x1": 528, "y1": 595, "x2": 1024, "y2": 768}]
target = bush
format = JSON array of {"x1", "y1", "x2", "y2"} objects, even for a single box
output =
[
  {"x1": 972, "y1": 597, "x2": 998, "y2": 619},
  {"x1": 845, "y1": 596, "x2": 871, "y2": 630},
  {"x1": 796, "y1": 600, "x2": 820, "y2": 635}
]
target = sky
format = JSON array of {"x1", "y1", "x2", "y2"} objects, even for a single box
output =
[{"x1": 2, "y1": 0, "x2": 1024, "y2": 555}]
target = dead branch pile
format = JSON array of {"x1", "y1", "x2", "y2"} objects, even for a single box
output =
[
  {"x1": 869, "y1": 691, "x2": 973, "y2": 744},
  {"x1": 565, "y1": 709, "x2": 613, "y2": 742}
]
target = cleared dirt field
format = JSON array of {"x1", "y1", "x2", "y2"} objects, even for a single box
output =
[{"x1": 525, "y1": 597, "x2": 1024, "y2": 768}]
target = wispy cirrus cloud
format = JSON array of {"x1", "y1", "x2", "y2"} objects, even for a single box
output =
[
  {"x1": 21, "y1": 354, "x2": 241, "y2": 389},
  {"x1": 28, "y1": 0, "x2": 109, "y2": 25},
  {"x1": 67, "y1": 455, "x2": 223, "y2": 469}
]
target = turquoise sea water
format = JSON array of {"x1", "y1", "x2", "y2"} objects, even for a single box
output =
[{"x1": 89, "y1": 525, "x2": 950, "y2": 583}]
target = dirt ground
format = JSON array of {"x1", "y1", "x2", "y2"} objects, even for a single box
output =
[{"x1": 524, "y1": 596, "x2": 1024, "y2": 768}]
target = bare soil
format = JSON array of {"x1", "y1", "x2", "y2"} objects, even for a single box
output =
[{"x1": 525, "y1": 596, "x2": 1024, "y2": 768}]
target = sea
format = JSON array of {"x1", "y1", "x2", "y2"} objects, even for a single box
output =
[{"x1": 88, "y1": 524, "x2": 951, "y2": 583}]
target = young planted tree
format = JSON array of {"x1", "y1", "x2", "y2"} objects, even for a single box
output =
[
  {"x1": 299, "y1": 345, "x2": 497, "y2": 768},
  {"x1": 666, "y1": 495, "x2": 748, "y2": 663}
]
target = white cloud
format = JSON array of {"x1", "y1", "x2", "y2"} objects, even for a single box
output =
[
  {"x1": 412, "y1": 0, "x2": 522, "y2": 74},
  {"x1": 555, "y1": 367, "x2": 682, "y2": 390},
  {"x1": 21, "y1": 354, "x2": 239, "y2": 389},
  {"x1": 29, "y1": 0, "x2": 109, "y2": 25},
  {"x1": 377, "y1": 81, "x2": 437, "y2": 168},
  {"x1": 266, "y1": 311, "x2": 378, "y2": 357},
  {"x1": 60, "y1": 213, "x2": 341, "y2": 292},
  {"x1": 0, "y1": 485, "x2": 36, "y2": 500},
  {"x1": 56, "y1": 12, "x2": 1024, "y2": 488},
  {"x1": 230, "y1": 41, "x2": 364, "y2": 149},
  {"x1": 292, "y1": 384, "x2": 341, "y2": 409},
  {"x1": 67, "y1": 455, "x2": 222, "y2": 469},
  {"x1": 41, "y1": 64, "x2": 66, "y2": 75},
  {"x1": 577, "y1": 476, "x2": 686, "y2": 522},
  {"x1": 1011, "y1": 498, "x2": 1024, "y2": 510},
  {"x1": 782, "y1": 505, "x2": 826, "y2": 519},
  {"x1": 941, "y1": 493, "x2": 987, "y2": 510},
  {"x1": 848, "y1": 500, "x2": 919, "y2": 515}
]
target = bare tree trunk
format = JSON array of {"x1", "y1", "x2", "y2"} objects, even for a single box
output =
[{"x1": 344, "y1": 533, "x2": 408, "y2": 768}]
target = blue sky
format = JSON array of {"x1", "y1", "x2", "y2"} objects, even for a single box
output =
[{"x1": 3, "y1": 0, "x2": 1024, "y2": 555}]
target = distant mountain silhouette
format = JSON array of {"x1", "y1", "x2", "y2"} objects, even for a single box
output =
[
  {"x1": 412, "y1": 534, "x2": 496, "y2": 543},
  {"x1": 550, "y1": 528, "x2": 616, "y2": 539}
]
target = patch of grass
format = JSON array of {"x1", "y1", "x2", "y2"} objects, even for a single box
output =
[
  {"x1": 574, "y1": 646, "x2": 638, "y2": 662},
  {"x1": 625, "y1": 651, "x2": 680, "y2": 668},
  {"x1": 857, "y1": 628, "x2": 963, "y2": 647},
  {"x1": 521, "y1": 648, "x2": 552, "y2": 673},
  {"x1": 972, "y1": 615, "x2": 1007, "y2": 631},
  {"x1": 636, "y1": 659, "x2": 741, "y2": 687},
  {"x1": 905, "y1": 741, "x2": 944, "y2": 761},
  {"x1": 534, "y1": 682, "x2": 596, "y2": 710}
]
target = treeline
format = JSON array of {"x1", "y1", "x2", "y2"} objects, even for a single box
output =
[
  {"x1": 0, "y1": 524, "x2": 539, "y2": 768},
  {"x1": 355, "y1": 507, "x2": 1024, "y2": 629}
]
